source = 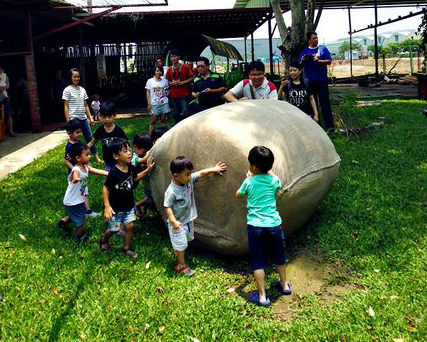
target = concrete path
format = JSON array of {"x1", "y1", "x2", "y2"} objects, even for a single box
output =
[{"x1": 0, "y1": 130, "x2": 68, "y2": 181}]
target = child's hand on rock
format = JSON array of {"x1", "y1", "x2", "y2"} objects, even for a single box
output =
[{"x1": 214, "y1": 161, "x2": 227, "y2": 176}]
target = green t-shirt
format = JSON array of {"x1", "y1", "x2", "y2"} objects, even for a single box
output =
[{"x1": 237, "y1": 174, "x2": 282, "y2": 227}]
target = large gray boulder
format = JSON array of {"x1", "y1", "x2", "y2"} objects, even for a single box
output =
[{"x1": 149, "y1": 100, "x2": 340, "y2": 255}]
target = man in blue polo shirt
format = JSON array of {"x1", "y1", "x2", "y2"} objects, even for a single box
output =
[
  {"x1": 190, "y1": 57, "x2": 228, "y2": 113},
  {"x1": 299, "y1": 31, "x2": 335, "y2": 132}
]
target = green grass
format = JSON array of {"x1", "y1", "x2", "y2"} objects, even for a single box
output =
[{"x1": 1, "y1": 101, "x2": 427, "y2": 341}]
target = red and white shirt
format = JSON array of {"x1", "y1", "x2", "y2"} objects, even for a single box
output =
[{"x1": 230, "y1": 78, "x2": 277, "y2": 100}]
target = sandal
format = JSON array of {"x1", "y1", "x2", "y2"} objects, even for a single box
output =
[
  {"x1": 123, "y1": 249, "x2": 138, "y2": 259},
  {"x1": 75, "y1": 234, "x2": 89, "y2": 243},
  {"x1": 249, "y1": 292, "x2": 271, "y2": 307},
  {"x1": 99, "y1": 238, "x2": 111, "y2": 252},
  {"x1": 57, "y1": 219, "x2": 71, "y2": 234},
  {"x1": 175, "y1": 264, "x2": 195, "y2": 277},
  {"x1": 275, "y1": 280, "x2": 292, "y2": 295}
]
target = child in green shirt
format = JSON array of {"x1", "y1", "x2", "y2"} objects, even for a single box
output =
[{"x1": 236, "y1": 146, "x2": 291, "y2": 306}]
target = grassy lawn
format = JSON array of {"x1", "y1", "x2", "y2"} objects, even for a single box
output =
[{"x1": 1, "y1": 100, "x2": 427, "y2": 341}]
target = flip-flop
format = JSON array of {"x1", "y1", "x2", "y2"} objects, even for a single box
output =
[
  {"x1": 123, "y1": 249, "x2": 138, "y2": 259},
  {"x1": 275, "y1": 280, "x2": 292, "y2": 295},
  {"x1": 249, "y1": 292, "x2": 271, "y2": 307}
]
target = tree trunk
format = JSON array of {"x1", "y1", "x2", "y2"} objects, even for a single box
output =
[
  {"x1": 270, "y1": 0, "x2": 314, "y2": 69},
  {"x1": 305, "y1": 0, "x2": 315, "y2": 35},
  {"x1": 288, "y1": 0, "x2": 306, "y2": 61},
  {"x1": 270, "y1": 0, "x2": 291, "y2": 71}
]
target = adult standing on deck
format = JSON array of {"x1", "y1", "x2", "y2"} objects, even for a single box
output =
[
  {"x1": 299, "y1": 31, "x2": 335, "y2": 132},
  {"x1": 165, "y1": 49, "x2": 195, "y2": 124},
  {"x1": 62, "y1": 68, "x2": 101, "y2": 162}
]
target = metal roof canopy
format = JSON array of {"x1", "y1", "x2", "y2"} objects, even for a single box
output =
[
  {"x1": 36, "y1": 8, "x2": 272, "y2": 46},
  {"x1": 234, "y1": 0, "x2": 427, "y2": 10},
  {"x1": 0, "y1": 0, "x2": 84, "y2": 51}
]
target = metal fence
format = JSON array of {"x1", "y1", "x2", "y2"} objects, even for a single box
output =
[
  {"x1": 329, "y1": 52, "x2": 425, "y2": 79},
  {"x1": 260, "y1": 52, "x2": 425, "y2": 80}
]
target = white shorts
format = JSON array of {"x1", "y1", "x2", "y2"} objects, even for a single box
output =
[{"x1": 168, "y1": 221, "x2": 194, "y2": 252}]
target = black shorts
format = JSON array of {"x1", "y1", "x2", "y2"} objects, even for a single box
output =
[{"x1": 247, "y1": 224, "x2": 286, "y2": 270}]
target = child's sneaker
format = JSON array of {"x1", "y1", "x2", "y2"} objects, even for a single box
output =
[{"x1": 86, "y1": 210, "x2": 101, "y2": 218}]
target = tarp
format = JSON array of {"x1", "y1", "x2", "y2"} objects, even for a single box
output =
[
  {"x1": 150, "y1": 100, "x2": 340, "y2": 255},
  {"x1": 166, "y1": 34, "x2": 243, "y2": 61}
]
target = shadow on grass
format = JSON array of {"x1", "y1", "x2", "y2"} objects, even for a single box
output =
[{"x1": 47, "y1": 252, "x2": 97, "y2": 342}]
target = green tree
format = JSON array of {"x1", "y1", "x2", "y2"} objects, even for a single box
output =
[
  {"x1": 400, "y1": 38, "x2": 422, "y2": 52},
  {"x1": 338, "y1": 41, "x2": 361, "y2": 58},
  {"x1": 368, "y1": 45, "x2": 387, "y2": 55},
  {"x1": 384, "y1": 42, "x2": 402, "y2": 56}
]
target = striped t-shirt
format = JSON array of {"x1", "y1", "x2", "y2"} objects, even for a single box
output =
[{"x1": 62, "y1": 85, "x2": 89, "y2": 120}]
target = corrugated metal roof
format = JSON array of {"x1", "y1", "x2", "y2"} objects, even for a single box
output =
[{"x1": 234, "y1": 0, "x2": 427, "y2": 9}]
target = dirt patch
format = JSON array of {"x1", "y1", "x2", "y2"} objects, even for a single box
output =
[{"x1": 271, "y1": 248, "x2": 354, "y2": 321}]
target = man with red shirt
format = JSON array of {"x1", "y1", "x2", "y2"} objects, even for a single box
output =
[{"x1": 165, "y1": 49, "x2": 195, "y2": 124}]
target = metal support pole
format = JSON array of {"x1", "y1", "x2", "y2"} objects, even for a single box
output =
[
  {"x1": 123, "y1": 43, "x2": 128, "y2": 74},
  {"x1": 25, "y1": 11, "x2": 42, "y2": 132},
  {"x1": 268, "y1": 17, "x2": 274, "y2": 76},
  {"x1": 244, "y1": 36, "x2": 247, "y2": 64},
  {"x1": 251, "y1": 33, "x2": 254, "y2": 62},
  {"x1": 374, "y1": 0, "x2": 379, "y2": 80},
  {"x1": 79, "y1": 26, "x2": 86, "y2": 88},
  {"x1": 348, "y1": 8, "x2": 353, "y2": 78}
]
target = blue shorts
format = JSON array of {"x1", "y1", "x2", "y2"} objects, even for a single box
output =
[
  {"x1": 65, "y1": 202, "x2": 86, "y2": 227},
  {"x1": 247, "y1": 224, "x2": 286, "y2": 270},
  {"x1": 108, "y1": 209, "x2": 136, "y2": 232},
  {"x1": 151, "y1": 103, "x2": 170, "y2": 116}
]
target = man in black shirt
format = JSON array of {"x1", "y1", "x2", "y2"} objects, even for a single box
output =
[{"x1": 190, "y1": 57, "x2": 228, "y2": 114}]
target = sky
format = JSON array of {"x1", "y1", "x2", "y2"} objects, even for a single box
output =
[{"x1": 66, "y1": 0, "x2": 423, "y2": 43}]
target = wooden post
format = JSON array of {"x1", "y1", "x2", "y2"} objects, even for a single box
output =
[
  {"x1": 25, "y1": 11, "x2": 42, "y2": 132},
  {"x1": 382, "y1": 53, "x2": 386, "y2": 75}
]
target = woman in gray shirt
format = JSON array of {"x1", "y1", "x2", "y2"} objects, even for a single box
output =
[{"x1": 62, "y1": 68, "x2": 101, "y2": 162}]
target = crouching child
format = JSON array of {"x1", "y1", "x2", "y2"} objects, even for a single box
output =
[
  {"x1": 164, "y1": 156, "x2": 227, "y2": 276},
  {"x1": 100, "y1": 138, "x2": 155, "y2": 259}
]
